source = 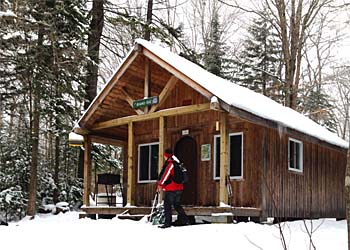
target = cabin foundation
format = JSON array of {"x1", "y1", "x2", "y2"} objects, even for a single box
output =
[{"x1": 79, "y1": 205, "x2": 262, "y2": 223}]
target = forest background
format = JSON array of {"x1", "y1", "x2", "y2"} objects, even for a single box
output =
[{"x1": 0, "y1": 0, "x2": 350, "y2": 223}]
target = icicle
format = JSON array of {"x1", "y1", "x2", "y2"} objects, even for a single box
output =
[{"x1": 277, "y1": 124, "x2": 285, "y2": 139}]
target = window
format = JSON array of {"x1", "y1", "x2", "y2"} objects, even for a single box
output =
[
  {"x1": 214, "y1": 133, "x2": 243, "y2": 179},
  {"x1": 138, "y1": 142, "x2": 159, "y2": 182},
  {"x1": 288, "y1": 138, "x2": 303, "y2": 172}
]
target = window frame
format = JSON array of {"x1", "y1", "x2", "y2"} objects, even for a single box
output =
[
  {"x1": 213, "y1": 132, "x2": 244, "y2": 180},
  {"x1": 137, "y1": 142, "x2": 159, "y2": 183},
  {"x1": 288, "y1": 137, "x2": 303, "y2": 173},
  {"x1": 213, "y1": 134, "x2": 220, "y2": 180}
]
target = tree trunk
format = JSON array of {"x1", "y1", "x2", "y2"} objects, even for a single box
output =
[
  {"x1": 0, "y1": 94, "x2": 3, "y2": 130},
  {"x1": 51, "y1": 24, "x2": 60, "y2": 204},
  {"x1": 27, "y1": 6, "x2": 45, "y2": 216},
  {"x1": 346, "y1": 141, "x2": 350, "y2": 250},
  {"x1": 79, "y1": 0, "x2": 105, "y2": 178},
  {"x1": 84, "y1": 0, "x2": 104, "y2": 110},
  {"x1": 270, "y1": 0, "x2": 326, "y2": 109},
  {"x1": 53, "y1": 136, "x2": 60, "y2": 204},
  {"x1": 144, "y1": 0, "x2": 153, "y2": 41},
  {"x1": 27, "y1": 84, "x2": 40, "y2": 216}
]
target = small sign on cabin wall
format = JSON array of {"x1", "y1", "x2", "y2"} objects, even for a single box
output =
[
  {"x1": 201, "y1": 144, "x2": 211, "y2": 161},
  {"x1": 133, "y1": 96, "x2": 159, "y2": 109},
  {"x1": 182, "y1": 129, "x2": 189, "y2": 135}
]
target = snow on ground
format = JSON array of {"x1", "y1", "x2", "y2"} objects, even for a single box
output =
[{"x1": 0, "y1": 211, "x2": 347, "y2": 250}]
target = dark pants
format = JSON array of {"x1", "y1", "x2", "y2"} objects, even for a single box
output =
[{"x1": 164, "y1": 190, "x2": 188, "y2": 226}]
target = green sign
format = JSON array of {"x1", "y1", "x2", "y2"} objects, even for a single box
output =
[{"x1": 133, "y1": 96, "x2": 159, "y2": 109}]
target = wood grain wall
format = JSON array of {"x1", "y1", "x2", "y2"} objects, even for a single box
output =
[
  {"x1": 121, "y1": 80, "x2": 346, "y2": 218},
  {"x1": 260, "y1": 126, "x2": 346, "y2": 218}
]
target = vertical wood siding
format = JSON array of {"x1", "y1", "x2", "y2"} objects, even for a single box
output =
[
  {"x1": 261, "y1": 126, "x2": 346, "y2": 218},
  {"x1": 122, "y1": 80, "x2": 346, "y2": 218}
]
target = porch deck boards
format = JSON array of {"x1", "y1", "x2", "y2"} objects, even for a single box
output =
[{"x1": 80, "y1": 206, "x2": 261, "y2": 217}]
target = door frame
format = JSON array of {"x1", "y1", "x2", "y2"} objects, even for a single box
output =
[{"x1": 174, "y1": 135, "x2": 198, "y2": 205}]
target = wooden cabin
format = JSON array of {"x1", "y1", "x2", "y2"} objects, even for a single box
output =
[{"x1": 74, "y1": 39, "x2": 348, "y2": 221}]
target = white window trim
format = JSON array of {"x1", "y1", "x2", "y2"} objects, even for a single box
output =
[
  {"x1": 229, "y1": 132, "x2": 244, "y2": 179},
  {"x1": 138, "y1": 142, "x2": 159, "y2": 183},
  {"x1": 288, "y1": 137, "x2": 303, "y2": 173},
  {"x1": 213, "y1": 135, "x2": 220, "y2": 180},
  {"x1": 213, "y1": 132, "x2": 244, "y2": 180}
]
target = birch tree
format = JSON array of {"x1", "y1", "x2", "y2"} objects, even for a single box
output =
[{"x1": 268, "y1": 0, "x2": 333, "y2": 109}]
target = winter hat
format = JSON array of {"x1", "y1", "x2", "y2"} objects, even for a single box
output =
[{"x1": 163, "y1": 148, "x2": 173, "y2": 158}]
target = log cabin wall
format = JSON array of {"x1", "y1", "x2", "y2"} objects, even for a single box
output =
[
  {"x1": 130, "y1": 78, "x2": 215, "y2": 206},
  {"x1": 260, "y1": 125, "x2": 347, "y2": 219},
  {"x1": 126, "y1": 79, "x2": 264, "y2": 209},
  {"x1": 119, "y1": 72, "x2": 346, "y2": 218}
]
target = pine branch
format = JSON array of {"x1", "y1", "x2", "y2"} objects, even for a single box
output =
[{"x1": 233, "y1": 55, "x2": 286, "y2": 84}]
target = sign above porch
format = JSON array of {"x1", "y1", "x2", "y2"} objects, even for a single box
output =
[{"x1": 133, "y1": 96, "x2": 159, "y2": 109}]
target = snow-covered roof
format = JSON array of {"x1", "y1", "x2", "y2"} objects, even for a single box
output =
[
  {"x1": 68, "y1": 132, "x2": 83, "y2": 142},
  {"x1": 135, "y1": 39, "x2": 348, "y2": 149}
]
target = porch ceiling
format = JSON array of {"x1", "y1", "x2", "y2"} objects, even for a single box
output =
[
  {"x1": 91, "y1": 54, "x2": 171, "y2": 124},
  {"x1": 78, "y1": 45, "x2": 215, "y2": 142}
]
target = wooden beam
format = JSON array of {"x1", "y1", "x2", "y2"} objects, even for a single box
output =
[
  {"x1": 79, "y1": 49, "x2": 139, "y2": 128},
  {"x1": 149, "y1": 76, "x2": 178, "y2": 113},
  {"x1": 121, "y1": 87, "x2": 144, "y2": 115},
  {"x1": 92, "y1": 103, "x2": 211, "y2": 130},
  {"x1": 80, "y1": 206, "x2": 261, "y2": 217},
  {"x1": 83, "y1": 136, "x2": 92, "y2": 206},
  {"x1": 73, "y1": 127, "x2": 90, "y2": 135},
  {"x1": 220, "y1": 101, "x2": 277, "y2": 130},
  {"x1": 219, "y1": 112, "x2": 229, "y2": 205},
  {"x1": 144, "y1": 57, "x2": 150, "y2": 113},
  {"x1": 127, "y1": 122, "x2": 134, "y2": 206},
  {"x1": 142, "y1": 47, "x2": 213, "y2": 100},
  {"x1": 90, "y1": 135, "x2": 126, "y2": 147},
  {"x1": 210, "y1": 96, "x2": 222, "y2": 111}
]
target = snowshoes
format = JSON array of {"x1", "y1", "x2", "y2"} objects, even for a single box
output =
[{"x1": 151, "y1": 204, "x2": 165, "y2": 225}]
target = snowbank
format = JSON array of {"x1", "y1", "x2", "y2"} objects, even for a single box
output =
[{"x1": 0, "y1": 212, "x2": 347, "y2": 250}]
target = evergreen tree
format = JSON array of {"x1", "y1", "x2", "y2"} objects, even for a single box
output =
[
  {"x1": 300, "y1": 86, "x2": 337, "y2": 133},
  {"x1": 233, "y1": 16, "x2": 283, "y2": 103},
  {"x1": 0, "y1": 122, "x2": 30, "y2": 221},
  {"x1": 0, "y1": 3, "x2": 32, "y2": 217},
  {"x1": 202, "y1": 10, "x2": 225, "y2": 77},
  {"x1": 0, "y1": 0, "x2": 88, "y2": 218}
]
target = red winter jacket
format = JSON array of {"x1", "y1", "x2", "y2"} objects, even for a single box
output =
[{"x1": 158, "y1": 158, "x2": 184, "y2": 192}]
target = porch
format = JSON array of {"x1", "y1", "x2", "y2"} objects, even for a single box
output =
[
  {"x1": 74, "y1": 41, "x2": 262, "y2": 219},
  {"x1": 79, "y1": 205, "x2": 262, "y2": 222}
]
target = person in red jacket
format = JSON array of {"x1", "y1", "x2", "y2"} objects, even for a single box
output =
[{"x1": 157, "y1": 148, "x2": 189, "y2": 228}]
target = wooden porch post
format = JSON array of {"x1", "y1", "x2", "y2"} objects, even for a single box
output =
[
  {"x1": 219, "y1": 112, "x2": 229, "y2": 205},
  {"x1": 158, "y1": 116, "x2": 166, "y2": 200},
  {"x1": 158, "y1": 116, "x2": 165, "y2": 173},
  {"x1": 83, "y1": 136, "x2": 92, "y2": 206},
  {"x1": 144, "y1": 58, "x2": 150, "y2": 113},
  {"x1": 127, "y1": 121, "x2": 135, "y2": 205}
]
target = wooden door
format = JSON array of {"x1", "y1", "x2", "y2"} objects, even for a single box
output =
[{"x1": 174, "y1": 136, "x2": 197, "y2": 205}]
